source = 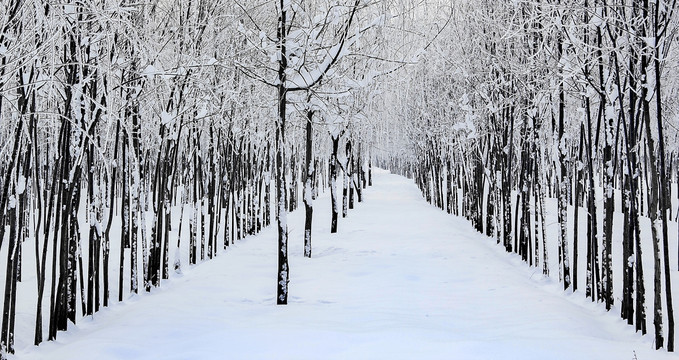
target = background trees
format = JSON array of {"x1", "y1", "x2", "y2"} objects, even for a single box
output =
[{"x1": 379, "y1": 0, "x2": 679, "y2": 353}]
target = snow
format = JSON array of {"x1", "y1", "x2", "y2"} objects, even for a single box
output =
[
  {"x1": 160, "y1": 111, "x2": 173, "y2": 125},
  {"x1": 284, "y1": 16, "x2": 368, "y2": 90},
  {"x1": 11, "y1": 170, "x2": 675, "y2": 360},
  {"x1": 16, "y1": 175, "x2": 26, "y2": 195},
  {"x1": 303, "y1": 179, "x2": 313, "y2": 205},
  {"x1": 8, "y1": 195, "x2": 16, "y2": 209},
  {"x1": 141, "y1": 65, "x2": 160, "y2": 79}
]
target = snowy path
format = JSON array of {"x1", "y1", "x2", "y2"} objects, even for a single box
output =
[{"x1": 15, "y1": 170, "x2": 673, "y2": 360}]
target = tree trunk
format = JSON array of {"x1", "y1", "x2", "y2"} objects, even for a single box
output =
[
  {"x1": 557, "y1": 30, "x2": 571, "y2": 290},
  {"x1": 276, "y1": 0, "x2": 290, "y2": 305},
  {"x1": 330, "y1": 136, "x2": 339, "y2": 233},
  {"x1": 653, "y1": 5, "x2": 674, "y2": 348},
  {"x1": 304, "y1": 109, "x2": 314, "y2": 258}
]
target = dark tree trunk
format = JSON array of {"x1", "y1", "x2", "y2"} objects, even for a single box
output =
[
  {"x1": 502, "y1": 107, "x2": 513, "y2": 252},
  {"x1": 573, "y1": 124, "x2": 584, "y2": 292},
  {"x1": 557, "y1": 30, "x2": 571, "y2": 290},
  {"x1": 330, "y1": 136, "x2": 339, "y2": 233},
  {"x1": 652, "y1": 2, "x2": 674, "y2": 348},
  {"x1": 276, "y1": 0, "x2": 290, "y2": 305},
  {"x1": 119, "y1": 132, "x2": 129, "y2": 301},
  {"x1": 304, "y1": 109, "x2": 314, "y2": 258}
]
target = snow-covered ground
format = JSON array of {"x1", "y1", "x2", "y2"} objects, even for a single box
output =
[{"x1": 13, "y1": 169, "x2": 675, "y2": 359}]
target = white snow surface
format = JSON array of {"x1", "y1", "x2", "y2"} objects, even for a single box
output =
[{"x1": 14, "y1": 169, "x2": 673, "y2": 360}]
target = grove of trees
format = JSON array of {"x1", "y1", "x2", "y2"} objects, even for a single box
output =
[
  {"x1": 0, "y1": 0, "x2": 415, "y2": 355},
  {"x1": 0, "y1": 0, "x2": 678, "y2": 356},
  {"x1": 383, "y1": 0, "x2": 679, "y2": 353}
]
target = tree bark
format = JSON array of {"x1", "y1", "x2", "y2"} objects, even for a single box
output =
[
  {"x1": 276, "y1": 0, "x2": 290, "y2": 305},
  {"x1": 304, "y1": 109, "x2": 314, "y2": 258}
]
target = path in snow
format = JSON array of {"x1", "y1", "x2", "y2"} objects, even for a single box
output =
[{"x1": 15, "y1": 170, "x2": 673, "y2": 360}]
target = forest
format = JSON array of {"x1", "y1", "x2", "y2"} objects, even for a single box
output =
[{"x1": 0, "y1": 0, "x2": 678, "y2": 357}]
